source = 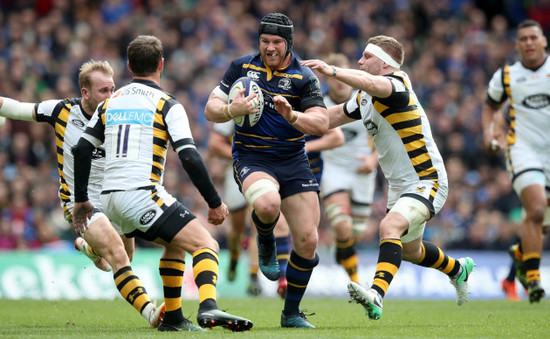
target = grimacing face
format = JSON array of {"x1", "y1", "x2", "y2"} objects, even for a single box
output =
[
  {"x1": 259, "y1": 34, "x2": 289, "y2": 70},
  {"x1": 516, "y1": 25, "x2": 548, "y2": 68}
]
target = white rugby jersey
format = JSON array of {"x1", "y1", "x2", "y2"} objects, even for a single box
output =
[
  {"x1": 35, "y1": 98, "x2": 105, "y2": 211},
  {"x1": 81, "y1": 79, "x2": 194, "y2": 191},
  {"x1": 322, "y1": 91, "x2": 374, "y2": 168},
  {"x1": 487, "y1": 56, "x2": 550, "y2": 149},
  {"x1": 344, "y1": 72, "x2": 447, "y2": 188}
]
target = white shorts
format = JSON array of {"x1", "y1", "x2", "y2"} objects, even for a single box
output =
[
  {"x1": 223, "y1": 165, "x2": 247, "y2": 212},
  {"x1": 507, "y1": 143, "x2": 550, "y2": 199},
  {"x1": 100, "y1": 185, "x2": 178, "y2": 235},
  {"x1": 63, "y1": 200, "x2": 124, "y2": 235},
  {"x1": 387, "y1": 178, "x2": 448, "y2": 242},
  {"x1": 321, "y1": 161, "x2": 376, "y2": 206}
]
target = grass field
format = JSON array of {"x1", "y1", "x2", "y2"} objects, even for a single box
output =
[{"x1": 0, "y1": 298, "x2": 548, "y2": 338}]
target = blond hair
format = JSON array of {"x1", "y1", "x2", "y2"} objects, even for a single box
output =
[{"x1": 78, "y1": 60, "x2": 114, "y2": 89}]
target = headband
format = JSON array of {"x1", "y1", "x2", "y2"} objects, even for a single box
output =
[{"x1": 364, "y1": 43, "x2": 401, "y2": 69}]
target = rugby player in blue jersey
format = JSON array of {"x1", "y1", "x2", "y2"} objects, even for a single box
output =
[{"x1": 205, "y1": 13, "x2": 328, "y2": 328}]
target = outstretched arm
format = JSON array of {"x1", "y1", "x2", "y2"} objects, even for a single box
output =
[
  {"x1": 0, "y1": 97, "x2": 37, "y2": 121},
  {"x1": 301, "y1": 59, "x2": 392, "y2": 98}
]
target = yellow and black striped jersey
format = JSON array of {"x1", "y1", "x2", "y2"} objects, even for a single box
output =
[
  {"x1": 343, "y1": 71, "x2": 447, "y2": 187},
  {"x1": 81, "y1": 79, "x2": 195, "y2": 191},
  {"x1": 35, "y1": 98, "x2": 105, "y2": 213}
]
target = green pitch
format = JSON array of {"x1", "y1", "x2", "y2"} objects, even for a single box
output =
[{"x1": 0, "y1": 298, "x2": 547, "y2": 338}]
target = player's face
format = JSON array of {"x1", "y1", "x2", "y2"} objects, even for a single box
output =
[
  {"x1": 85, "y1": 71, "x2": 115, "y2": 112},
  {"x1": 516, "y1": 25, "x2": 548, "y2": 68},
  {"x1": 259, "y1": 34, "x2": 290, "y2": 70},
  {"x1": 358, "y1": 50, "x2": 384, "y2": 75}
]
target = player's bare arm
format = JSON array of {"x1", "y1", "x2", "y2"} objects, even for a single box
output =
[
  {"x1": 481, "y1": 101, "x2": 504, "y2": 152},
  {"x1": 301, "y1": 59, "x2": 393, "y2": 98},
  {"x1": 205, "y1": 89, "x2": 259, "y2": 123},
  {"x1": 326, "y1": 104, "x2": 355, "y2": 129},
  {"x1": 273, "y1": 95, "x2": 328, "y2": 136}
]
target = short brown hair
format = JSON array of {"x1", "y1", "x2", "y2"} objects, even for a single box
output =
[
  {"x1": 78, "y1": 60, "x2": 114, "y2": 90},
  {"x1": 367, "y1": 35, "x2": 404, "y2": 66},
  {"x1": 127, "y1": 35, "x2": 163, "y2": 76}
]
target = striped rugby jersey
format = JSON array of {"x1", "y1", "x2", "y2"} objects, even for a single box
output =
[
  {"x1": 343, "y1": 71, "x2": 447, "y2": 187},
  {"x1": 81, "y1": 79, "x2": 195, "y2": 191},
  {"x1": 35, "y1": 98, "x2": 106, "y2": 213}
]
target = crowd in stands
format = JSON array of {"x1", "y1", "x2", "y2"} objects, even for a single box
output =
[{"x1": 1, "y1": 0, "x2": 549, "y2": 251}]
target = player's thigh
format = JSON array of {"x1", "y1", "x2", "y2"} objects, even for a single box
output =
[
  {"x1": 166, "y1": 218, "x2": 218, "y2": 255},
  {"x1": 281, "y1": 191, "x2": 320, "y2": 242}
]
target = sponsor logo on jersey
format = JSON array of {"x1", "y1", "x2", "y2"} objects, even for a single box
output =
[
  {"x1": 278, "y1": 78, "x2": 292, "y2": 90},
  {"x1": 247, "y1": 71, "x2": 260, "y2": 81},
  {"x1": 415, "y1": 186, "x2": 426, "y2": 193},
  {"x1": 71, "y1": 119, "x2": 85, "y2": 127},
  {"x1": 105, "y1": 109, "x2": 154, "y2": 126},
  {"x1": 522, "y1": 94, "x2": 550, "y2": 109},
  {"x1": 140, "y1": 209, "x2": 156, "y2": 225}
]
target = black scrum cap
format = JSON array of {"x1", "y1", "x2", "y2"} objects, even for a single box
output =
[{"x1": 258, "y1": 13, "x2": 294, "y2": 57}]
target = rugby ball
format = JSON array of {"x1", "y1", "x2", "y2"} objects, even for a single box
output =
[{"x1": 228, "y1": 77, "x2": 264, "y2": 127}]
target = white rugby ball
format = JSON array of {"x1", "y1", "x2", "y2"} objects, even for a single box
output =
[{"x1": 228, "y1": 77, "x2": 264, "y2": 127}]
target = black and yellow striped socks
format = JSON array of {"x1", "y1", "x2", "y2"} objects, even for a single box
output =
[
  {"x1": 417, "y1": 241, "x2": 460, "y2": 278},
  {"x1": 336, "y1": 237, "x2": 359, "y2": 283},
  {"x1": 371, "y1": 239, "x2": 402, "y2": 297},
  {"x1": 114, "y1": 266, "x2": 155, "y2": 323},
  {"x1": 193, "y1": 248, "x2": 219, "y2": 312},
  {"x1": 159, "y1": 258, "x2": 185, "y2": 325}
]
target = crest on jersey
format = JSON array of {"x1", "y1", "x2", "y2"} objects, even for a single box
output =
[
  {"x1": 364, "y1": 120, "x2": 378, "y2": 136},
  {"x1": 140, "y1": 209, "x2": 156, "y2": 225},
  {"x1": 278, "y1": 78, "x2": 292, "y2": 90},
  {"x1": 247, "y1": 71, "x2": 260, "y2": 81}
]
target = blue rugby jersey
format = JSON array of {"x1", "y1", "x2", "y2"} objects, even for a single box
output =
[{"x1": 217, "y1": 53, "x2": 325, "y2": 159}]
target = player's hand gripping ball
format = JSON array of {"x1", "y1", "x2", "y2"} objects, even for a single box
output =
[{"x1": 228, "y1": 77, "x2": 264, "y2": 127}]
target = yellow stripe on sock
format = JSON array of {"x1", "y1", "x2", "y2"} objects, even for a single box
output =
[{"x1": 198, "y1": 285, "x2": 217, "y2": 303}]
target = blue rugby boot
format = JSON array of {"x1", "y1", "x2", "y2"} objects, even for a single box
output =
[
  {"x1": 257, "y1": 234, "x2": 280, "y2": 281},
  {"x1": 281, "y1": 311, "x2": 315, "y2": 328}
]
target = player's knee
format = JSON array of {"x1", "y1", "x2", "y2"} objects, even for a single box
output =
[
  {"x1": 245, "y1": 178, "x2": 280, "y2": 218},
  {"x1": 291, "y1": 228, "x2": 318, "y2": 255},
  {"x1": 525, "y1": 204, "x2": 546, "y2": 224}
]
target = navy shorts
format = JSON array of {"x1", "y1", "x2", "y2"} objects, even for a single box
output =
[{"x1": 233, "y1": 151, "x2": 319, "y2": 199}]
